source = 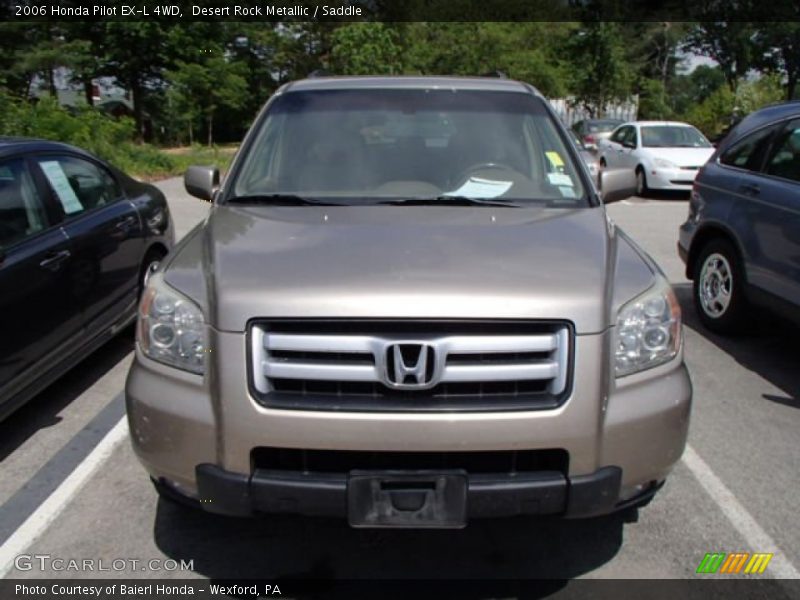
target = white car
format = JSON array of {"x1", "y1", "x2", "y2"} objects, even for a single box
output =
[{"x1": 598, "y1": 121, "x2": 715, "y2": 195}]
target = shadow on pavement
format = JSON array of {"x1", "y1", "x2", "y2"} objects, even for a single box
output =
[
  {"x1": 0, "y1": 326, "x2": 134, "y2": 461},
  {"x1": 154, "y1": 500, "x2": 626, "y2": 596},
  {"x1": 674, "y1": 283, "x2": 799, "y2": 410}
]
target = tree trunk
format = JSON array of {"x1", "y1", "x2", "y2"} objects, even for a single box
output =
[
  {"x1": 188, "y1": 121, "x2": 194, "y2": 146},
  {"x1": 48, "y1": 69, "x2": 57, "y2": 98},
  {"x1": 131, "y1": 81, "x2": 145, "y2": 142},
  {"x1": 83, "y1": 79, "x2": 94, "y2": 106},
  {"x1": 787, "y1": 72, "x2": 798, "y2": 101},
  {"x1": 207, "y1": 114, "x2": 213, "y2": 147}
]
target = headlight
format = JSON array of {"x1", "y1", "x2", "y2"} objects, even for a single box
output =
[
  {"x1": 137, "y1": 275, "x2": 206, "y2": 374},
  {"x1": 653, "y1": 158, "x2": 677, "y2": 169},
  {"x1": 615, "y1": 278, "x2": 681, "y2": 377}
]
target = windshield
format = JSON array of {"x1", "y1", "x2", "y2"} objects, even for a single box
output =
[
  {"x1": 641, "y1": 125, "x2": 712, "y2": 148},
  {"x1": 230, "y1": 89, "x2": 587, "y2": 207},
  {"x1": 587, "y1": 120, "x2": 622, "y2": 133}
]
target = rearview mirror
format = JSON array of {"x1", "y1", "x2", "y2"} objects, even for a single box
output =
[
  {"x1": 600, "y1": 168, "x2": 637, "y2": 203},
  {"x1": 184, "y1": 165, "x2": 220, "y2": 202}
]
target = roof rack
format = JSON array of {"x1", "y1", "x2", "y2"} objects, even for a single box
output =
[
  {"x1": 481, "y1": 70, "x2": 508, "y2": 79},
  {"x1": 308, "y1": 69, "x2": 332, "y2": 78}
]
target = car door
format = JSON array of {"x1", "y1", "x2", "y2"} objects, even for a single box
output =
[
  {"x1": 618, "y1": 126, "x2": 639, "y2": 170},
  {"x1": 602, "y1": 126, "x2": 629, "y2": 167},
  {"x1": 0, "y1": 156, "x2": 81, "y2": 405},
  {"x1": 33, "y1": 153, "x2": 144, "y2": 337},
  {"x1": 739, "y1": 118, "x2": 800, "y2": 306}
]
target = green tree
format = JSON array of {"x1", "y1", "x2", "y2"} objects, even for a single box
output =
[
  {"x1": 568, "y1": 22, "x2": 635, "y2": 117},
  {"x1": 166, "y1": 54, "x2": 247, "y2": 146},
  {"x1": 754, "y1": 23, "x2": 800, "y2": 101},
  {"x1": 684, "y1": 22, "x2": 757, "y2": 92},
  {"x1": 329, "y1": 23, "x2": 404, "y2": 75}
]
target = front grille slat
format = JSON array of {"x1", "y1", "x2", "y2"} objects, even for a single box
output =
[{"x1": 250, "y1": 321, "x2": 572, "y2": 412}]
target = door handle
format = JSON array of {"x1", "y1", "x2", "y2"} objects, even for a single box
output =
[
  {"x1": 739, "y1": 183, "x2": 760, "y2": 196},
  {"x1": 115, "y1": 216, "x2": 137, "y2": 231},
  {"x1": 39, "y1": 249, "x2": 71, "y2": 271}
]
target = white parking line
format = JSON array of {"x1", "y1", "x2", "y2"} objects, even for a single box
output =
[
  {"x1": 0, "y1": 417, "x2": 129, "y2": 578},
  {"x1": 683, "y1": 444, "x2": 800, "y2": 579}
]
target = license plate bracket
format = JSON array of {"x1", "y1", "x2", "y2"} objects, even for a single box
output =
[{"x1": 347, "y1": 470, "x2": 467, "y2": 528}]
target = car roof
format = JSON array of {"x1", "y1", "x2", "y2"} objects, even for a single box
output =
[
  {"x1": 730, "y1": 101, "x2": 800, "y2": 137},
  {"x1": 631, "y1": 121, "x2": 696, "y2": 127},
  {"x1": 281, "y1": 75, "x2": 541, "y2": 96},
  {"x1": 0, "y1": 136, "x2": 96, "y2": 160}
]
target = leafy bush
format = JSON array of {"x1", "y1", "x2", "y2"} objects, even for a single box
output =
[{"x1": 0, "y1": 91, "x2": 181, "y2": 178}]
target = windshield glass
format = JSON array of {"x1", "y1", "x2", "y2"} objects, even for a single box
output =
[
  {"x1": 641, "y1": 125, "x2": 712, "y2": 148},
  {"x1": 231, "y1": 89, "x2": 587, "y2": 207},
  {"x1": 587, "y1": 120, "x2": 622, "y2": 133}
]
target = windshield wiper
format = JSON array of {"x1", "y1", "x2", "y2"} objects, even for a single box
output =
[
  {"x1": 226, "y1": 194, "x2": 341, "y2": 206},
  {"x1": 378, "y1": 196, "x2": 522, "y2": 208}
]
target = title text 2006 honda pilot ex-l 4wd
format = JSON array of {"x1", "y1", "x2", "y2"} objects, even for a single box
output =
[{"x1": 126, "y1": 77, "x2": 691, "y2": 528}]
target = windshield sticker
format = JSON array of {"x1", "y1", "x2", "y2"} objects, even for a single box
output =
[
  {"x1": 546, "y1": 151, "x2": 565, "y2": 170},
  {"x1": 447, "y1": 176, "x2": 513, "y2": 199},
  {"x1": 558, "y1": 186, "x2": 577, "y2": 198},
  {"x1": 548, "y1": 173, "x2": 574, "y2": 187},
  {"x1": 39, "y1": 161, "x2": 84, "y2": 214}
]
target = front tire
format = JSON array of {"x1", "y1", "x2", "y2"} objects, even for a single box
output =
[
  {"x1": 635, "y1": 167, "x2": 649, "y2": 197},
  {"x1": 692, "y1": 239, "x2": 749, "y2": 334}
]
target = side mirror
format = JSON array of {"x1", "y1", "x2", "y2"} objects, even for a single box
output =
[
  {"x1": 600, "y1": 168, "x2": 637, "y2": 203},
  {"x1": 184, "y1": 165, "x2": 220, "y2": 202}
]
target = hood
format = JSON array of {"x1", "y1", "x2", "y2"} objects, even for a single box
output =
[
  {"x1": 642, "y1": 146, "x2": 715, "y2": 167},
  {"x1": 165, "y1": 205, "x2": 656, "y2": 334}
]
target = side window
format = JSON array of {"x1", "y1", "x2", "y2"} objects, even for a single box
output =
[
  {"x1": 0, "y1": 158, "x2": 50, "y2": 250},
  {"x1": 625, "y1": 127, "x2": 638, "y2": 147},
  {"x1": 720, "y1": 126, "x2": 777, "y2": 172},
  {"x1": 610, "y1": 127, "x2": 626, "y2": 144},
  {"x1": 764, "y1": 119, "x2": 800, "y2": 183},
  {"x1": 36, "y1": 156, "x2": 122, "y2": 217}
]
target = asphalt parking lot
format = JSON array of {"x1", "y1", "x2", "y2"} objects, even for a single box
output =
[{"x1": 0, "y1": 182, "x2": 798, "y2": 589}]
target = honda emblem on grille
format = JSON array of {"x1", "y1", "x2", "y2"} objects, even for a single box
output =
[{"x1": 385, "y1": 343, "x2": 435, "y2": 388}]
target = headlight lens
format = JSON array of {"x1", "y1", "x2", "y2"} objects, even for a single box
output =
[
  {"x1": 615, "y1": 279, "x2": 681, "y2": 377},
  {"x1": 653, "y1": 157, "x2": 677, "y2": 169},
  {"x1": 137, "y1": 276, "x2": 206, "y2": 374}
]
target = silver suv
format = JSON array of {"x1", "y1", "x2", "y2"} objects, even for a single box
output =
[{"x1": 126, "y1": 77, "x2": 691, "y2": 528}]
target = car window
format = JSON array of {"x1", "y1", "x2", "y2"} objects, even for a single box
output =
[
  {"x1": 610, "y1": 127, "x2": 627, "y2": 144},
  {"x1": 641, "y1": 125, "x2": 711, "y2": 148},
  {"x1": 588, "y1": 120, "x2": 622, "y2": 133},
  {"x1": 719, "y1": 125, "x2": 779, "y2": 172},
  {"x1": 764, "y1": 119, "x2": 800, "y2": 183},
  {"x1": 36, "y1": 156, "x2": 122, "y2": 217},
  {"x1": 233, "y1": 89, "x2": 587, "y2": 206},
  {"x1": 623, "y1": 127, "x2": 638, "y2": 147},
  {"x1": 0, "y1": 158, "x2": 50, "y2": 250}
]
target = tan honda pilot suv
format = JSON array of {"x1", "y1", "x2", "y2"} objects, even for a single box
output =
[{"x1": 126, "y1": 76, "x2": 691, "y2": 528}]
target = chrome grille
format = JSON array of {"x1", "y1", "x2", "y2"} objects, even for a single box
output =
[{"x1": 250, "y1": 321, "x2": 571, "y2": 411}]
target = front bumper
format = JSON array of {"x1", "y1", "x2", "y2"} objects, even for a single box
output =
[
  {"x1": 188, "y1": 463, "x2": 628, "y2": 519},
  {"x1": 126, "y1": 328, "x2": 692, "y2": 523},
  {"x1": 646, "y1": 167, "x2": 699, "y2": 191}
]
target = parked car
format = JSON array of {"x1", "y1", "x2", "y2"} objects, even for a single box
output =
[
  {"x1": 568, "y1": 129, "x2": 601, "y2": 188},
  {"x1": 127, "y1": 76, "x2": 691, "y2": 528},
  {"x1": 0, "y1": 138, "x2": 173, "y2": 420},
  {"x1": 599, "y1": 121, "x2": 715, "y2": 196},
  {"x1": 571, "y1": 118, "x2": 624, "y2": 151},
  {"x1": 678, "y1": 102, "x2": 800, "y2": 333}
]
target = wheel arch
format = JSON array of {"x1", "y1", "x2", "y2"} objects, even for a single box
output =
[{"x1": 686, "y1": 224, "x2": 747, "y2": 283}]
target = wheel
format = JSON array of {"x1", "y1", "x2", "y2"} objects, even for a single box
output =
[
  {"x1": 692, "y1": 238, "x2": 749, "y2": 334},
  {"x1": 139, "y1": 249, "x2": 165, "y2": 297},
  {"x1": 635, "y1": 167, "x2": 648, "y2": 197}
]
